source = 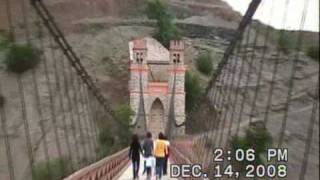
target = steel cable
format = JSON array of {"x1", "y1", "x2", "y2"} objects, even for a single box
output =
[{"x1": 278, "y1": 0, "x2": 310, "y2": 147}]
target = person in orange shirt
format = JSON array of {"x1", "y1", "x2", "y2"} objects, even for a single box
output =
[
  {"x1": 163, "y1": 135, "x2": 170, "y2": 176},
  {"x1": 154, "y1": 132, "x2": 168, "y2": 179}
]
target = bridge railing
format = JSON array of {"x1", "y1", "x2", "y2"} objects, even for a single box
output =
[
  {"x1": 0, "y1": 0, "x2": 118, "y2": 179},
  {"x1": 64, "y1": 148, "x2": 130, "y2": 180},
  {"x1": 182, "y1": 0, "x2": 319, "y2": 179},
  {"x1": 171, "y1": 137, "x2": 217, "y2": 180}
]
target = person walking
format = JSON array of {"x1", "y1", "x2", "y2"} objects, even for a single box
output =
[
  {"x1": 163, "y1": 135, "x2": 170, "y2": 176},
  {"x1": 154, "y1": 132, "x2": 168, "y2": 179},
  {"x1": 142, "y1": 132, "x2": 154, "y2": 180},
  {"x1": 129, "y1": 134, "x2": 143, "y2": 180}
]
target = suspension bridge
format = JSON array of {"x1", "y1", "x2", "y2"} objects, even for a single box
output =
[{"x1": 0, "y1": 0, "x2": 318, "y2": 179}]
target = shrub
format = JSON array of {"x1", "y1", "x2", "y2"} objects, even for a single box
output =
[
  {"x1": 33, "y1": 157, "x2": 71, "y2": 180},
  {"x1": 97, "y1": 104, "x2": 134, "y2": 157},
  {"x1": 196, "y1": 52, "x2": 214, "y2": 75},
  {"x1": 146, "y1": 0, "x2": 181, "y2": 47},
  {"x1": 114, "y1": 104, "x2": 134, "y2": 146},
  {"x1": 4, "y1": 44, "x2": 40, "y2": 73},
  {"x1": 88, "y1": 23, "x2": 105, "y2": 34},
  {"x1": 0, "y1": 94, "x2": 4, "y2": 108},
  {"x1": 99, "y1": 128, "x2": 115, "y2": 146},
  {"x1": 307, "y1": 46, "x2": 319, "y2": 62},
  {"x1": 230, "y1": 121, "x2": 272, "y2": 167},
  {"x1": 245, "y1": 121, "x2": 273, "y2": 154},
  {"x1": 185, "y1": 71, "x2": 202, "y2": 113},
  {"x1": 98, "y1": 127, "x2": 115, "y2": 158},
  {"x1": 277, "y1": 32, "x2": 294, "y2": 54},
  {"x1": 0, "y1": 34, "x2": 10, "y2": 51}
]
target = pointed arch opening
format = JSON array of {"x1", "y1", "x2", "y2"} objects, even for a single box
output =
[{"x1": 148, "y1": 98, "x2": 165, "y2": 138}]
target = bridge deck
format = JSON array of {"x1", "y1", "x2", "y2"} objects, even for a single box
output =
[{"x1": 118, "y1": 156, "x2": 177, "y2": 180}]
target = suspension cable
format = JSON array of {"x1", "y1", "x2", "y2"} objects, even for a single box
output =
[{"x1": 278, "y1": 0, "x2": 310, "y2": 147}]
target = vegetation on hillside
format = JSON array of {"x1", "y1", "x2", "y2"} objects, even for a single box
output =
[
  {"x1": 1, "y1": 33, "x2": 41, "y2": 73},
  {"x1": 254, "y1": 21, "x2": 319, "y2": 55},
  {"x1": 307, "y1": 46, "x2": 319, "y2": 62},
  {"x1": 114, "y1": 104, "x2": 134, "y2": 146},
  {"x1": 0, "y1": 94, "x2": 4, "y2": 108},
  {"x1": 146, "y1": 0, "x2": 180, "y2": 47},
  {"x1": 185, "y1": 71, "x2": 202, "y2": 113},
  {"x1": 277, "y1": 31, "x2": 319, "y2": 61},
  {"x1": 196, "y1": 51, "x2": 214, "y2": 75},
  {"x1": 33, "y1": 157, "x2": 71, "y2": 180},
  {"x1": 230, "y1": 121, "x2": 272, "y2": 168},
  {"x1": 98, "y1": 127, "x2": 114, "y2": 157},
  {"x1": 277, "y1": 31, "x2": 295, "y2": 54},
  {"x1": 4, "y1": 44, "x2": 41, "y2": 73},
  {"x1": 0, "y1": 34, "x2": 10, "y2": 51},
  {"x1": 98, "y1": 104, "x2": 134, "y2": 158}
]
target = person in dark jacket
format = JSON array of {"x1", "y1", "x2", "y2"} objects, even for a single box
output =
[
  {"x1": 129, "y1": 134, "x2": 143, "y2": 179},
  {"x1": 142, "y1": 132, "x2": 154, "y2": 179}
]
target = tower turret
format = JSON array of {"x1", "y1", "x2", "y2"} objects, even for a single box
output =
[
  {"x1": 129, "y1": 39, "x2": 149, "y2": 127},
  {"x1": 132, "y1": 39, "x2": 147, "y2": 64},
  {"x1": 169, "y1": 40, "x2": 185, "y2": 92},
  {"x1": 168, "y1": 40, "x2": 186, "y2": 135},
  {"x1": 130, "y1": 39, "x2": 148, "y2": 92},
  {"x1": 169, "y1": 40, "x2": 184, "y2": 65}
]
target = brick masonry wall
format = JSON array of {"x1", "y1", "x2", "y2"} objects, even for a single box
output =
[{"x1": 129, "y1": 39, "x2": 186, "y2": 136}]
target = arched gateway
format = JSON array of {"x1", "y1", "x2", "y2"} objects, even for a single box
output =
[
  {"x1": 129, "y1": 37, "x2": 186, "y2": 136},
  {"x1": 149, "y1": 98, "x2": 165, "y2": 137}
]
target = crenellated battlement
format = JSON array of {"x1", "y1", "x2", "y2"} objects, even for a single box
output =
[{"x1": 169, "y1": 40, "x2": 184, "y2": 51}]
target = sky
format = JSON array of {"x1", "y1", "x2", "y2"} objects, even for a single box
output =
[{"x1": 221, "y1": 0, "x2": 319, "y2": 32}]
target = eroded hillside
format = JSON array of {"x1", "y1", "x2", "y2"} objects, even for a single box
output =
[{"x1": 0, "y1": 0, "x2": 319, "y2": 179}]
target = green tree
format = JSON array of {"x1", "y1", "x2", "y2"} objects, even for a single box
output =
[
  {"x1": 146, "y1": 0, "x2": 180, "y2": 47},
  {"x1": 196, "y1": 51, "x2": 214, "y2": 75},
  {"x1": 146, "y1": 0, "x2": 167, "y2": 20},
  {"x1": 185, "y1": 71, "x2": 202, "y2": 113}
]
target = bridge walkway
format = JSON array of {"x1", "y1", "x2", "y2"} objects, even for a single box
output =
[{"x1": 118, "y1": 155, "x2": 177, "y2": 180}]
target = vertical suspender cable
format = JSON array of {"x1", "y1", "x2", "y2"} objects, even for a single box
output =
[
  {"x1": 60, "y1": 54, "x2": 81, "y2": 167},
  {"x1": 68, "y1": 61, "x2": 89, "y2": 165},
  {"x1": 1, "y1": 1, "x2": 16, "y2": 179},
  {"x1": 299, "y1": 78, "x2": 319, "y2": 180},
  {"x1": 48, "y1": 34, "x2": 74, "y2": 171},
  {"x1": 234, "y1": 25, "x2": 255, "y2": 137},
  {"x1": 0, "y1": 85, "x2": 15, "y2": 180},
  {"x1": 278, "y1": 0, "x2": 309, "y2": 147},
  {"x1": 263, "y1": 0, "x2": 290, "y2": 124},
  {"x1": 16, "y1": 0, "x2": 35, "y2": 177},
  {"x1": 38, "y1": 20, "x2": 65, "y2": 173}
]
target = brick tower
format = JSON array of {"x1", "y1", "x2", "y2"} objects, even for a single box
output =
[
  {"x1": 129, "y1": 37, "x2": 186, "y2": 137},
  {"x1": 129, "y1": 39, "x2": 148, "y2": 135},
  {"x1": 168, "y1": 40, "x2": 186, "y2": 136}
]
